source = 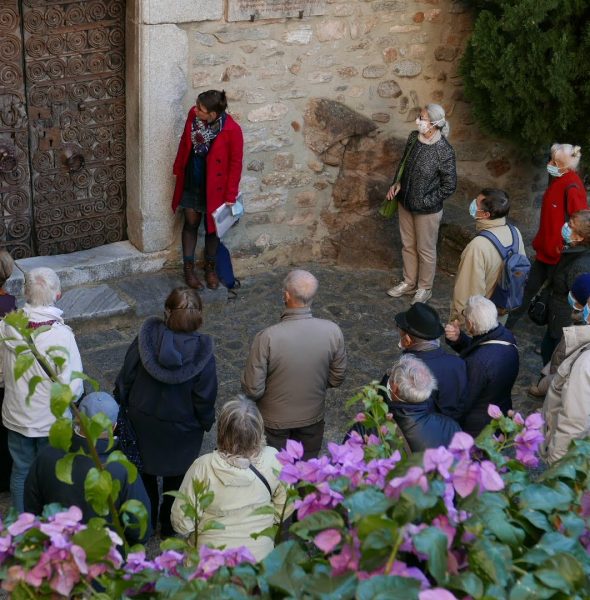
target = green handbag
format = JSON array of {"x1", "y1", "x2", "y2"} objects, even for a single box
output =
[{"x1": 379, "y1": 136, "x2": 417, "y2": 219}]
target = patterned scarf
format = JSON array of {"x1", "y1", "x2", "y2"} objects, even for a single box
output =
[{"x1": 191, "y1": 112, "x2": 226, "y2": 157}]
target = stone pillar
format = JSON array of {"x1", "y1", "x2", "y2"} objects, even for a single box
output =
[{"x1": 125, "y1": 0, "x2": 223, "y2": 253}]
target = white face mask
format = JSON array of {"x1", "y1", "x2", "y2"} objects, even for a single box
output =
[{"x1": 416, "y1": 117, "x2": 441, "y2": 135}]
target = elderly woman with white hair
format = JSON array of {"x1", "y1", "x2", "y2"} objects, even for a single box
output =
[
  {"x1": 386, "y1": 104, "x2": 457, "y2": 305},
  {"x1": 445, "y1": 295, "x2": 519, "y2": 437}
]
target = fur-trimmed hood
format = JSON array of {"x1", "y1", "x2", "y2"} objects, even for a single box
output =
[{"x1": 138, "y1": 317, "x2": 214, "y2": 385}]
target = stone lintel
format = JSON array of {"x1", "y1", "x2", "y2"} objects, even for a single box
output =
[{"x1": 140, "y1": 0, "x2": 223, "y2": 24}]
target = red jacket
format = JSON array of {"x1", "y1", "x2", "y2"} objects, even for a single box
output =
[
  {"x1": 532, "y1": 171, "x2": 588, "y2": 265},
  {"x1": 172, "y1": 108, "x2": 244, "y2": 233}
]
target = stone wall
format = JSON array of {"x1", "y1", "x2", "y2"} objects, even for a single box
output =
[{"x1": 158, "y1": 0, "x2": 541, "y2": 273}]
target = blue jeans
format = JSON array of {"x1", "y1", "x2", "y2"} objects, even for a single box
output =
[{"x1": 7, "y1": 431, "x2": 48, "y2": 513}]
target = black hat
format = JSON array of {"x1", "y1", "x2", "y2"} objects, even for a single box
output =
[{"x1": 394, "y1": 302, "x2": 444, "y2": 340}]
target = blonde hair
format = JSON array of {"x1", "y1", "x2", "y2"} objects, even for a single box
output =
[
  {"x1": 551, "y1": 143, "x2": 582, "y2": 171},
  {"x1": 25, "y1": 267, "x2": 60, "y2": 306},
  {"x1": 217, "y1": 397, "x2": 265, "y2": 461},
  {"x1": 164, "y1": 287, "x2": 203, "y2": 333},
  {"x1": 0, "y1": 250, "x2": 14, "y2": 287}
]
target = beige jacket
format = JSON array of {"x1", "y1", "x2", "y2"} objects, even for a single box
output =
[
  {"x1": 542, "y1": 325, "x2": 590, "y2": 464},
  {"x1": 170, "y1": 447, "x2": 291, "y2": 562},
  {"x1": 450, "y1": 218, "x2": 526, "y2": 324},
  {"x1": 241, "y1": 307, "x2": 347, "y2": 429}
]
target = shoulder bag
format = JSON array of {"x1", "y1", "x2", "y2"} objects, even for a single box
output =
[{"x1": 379, "y1": 136, "x2": 417, "y2": 219}]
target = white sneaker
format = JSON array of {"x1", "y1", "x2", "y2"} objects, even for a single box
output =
[
  {"x1": 387, "y1": 282, "x2": 416, "y2": 298},
  {"x1": 411, "y1": 288, "x2": 432, "y2": 304}
]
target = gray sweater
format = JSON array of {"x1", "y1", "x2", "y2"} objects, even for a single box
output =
[
  {"x1": 394, "y1": 130, "x2": 457, "y2": 214},
  {"x1": 241, "y1": 307, "x2": 347, "y2": 429}
]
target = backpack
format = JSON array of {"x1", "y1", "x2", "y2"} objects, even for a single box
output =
[
  {"x1": 215, "y1": 241, "x2": 241, "y2": 296},
  {"x1": 477, "y1": 224, "x2": 531, "y2": 311}
]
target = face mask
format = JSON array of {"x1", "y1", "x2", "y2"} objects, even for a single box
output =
[
  {"x1": 547, "y1": 164, "x2": 562, "y2": 178},
  {"x1": 568, "y1": 291, "x2": 583, "y2": 311},
  {"x1": 469, "y1": 199, "x2": 478, "y2": 219},
  {"x1": 584, "y1": 304, "x2": 590, "y2": 324},
  {"x1": 416, "y1": 118, "x2": 430, "y2": 134},
  {"x1": 562, "y1": 222, "x2": 574, "y2": 245}
]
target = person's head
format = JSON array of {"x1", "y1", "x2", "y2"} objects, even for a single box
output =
[
  {"x1": 283, "y1": 269, "x2": 318, "y2": 308},
  {"x1": 388, "y1": 355, "x2": 437, "y2": 404},
  {"x1": 164, "y1": 287, "x2": 203, "y2": 333},
  {"x1": 548, "y1": 143, "x2": 582, "y2": 176},
  {"x1": 395, "y1": 302, "x2": 444, "y2": 348},
  {"x1": 0, "y1": 250, "x2": 14, "y2": 288},
  {"x1": 569, "y1": 273, "x2": 590, "y2": 321},
  {"x1": 563, "y1": 210, "x2": 590, "y2": 248},
  {"x1": 416, "y1": 104, "x2": 450, "y2": 137},
  {"x1": 77, "y1": 392, "x2": 119, "y2": 438},
  {"x1": 25, "y1": 267, "x2": 61, "y2": 307},
  {"x1": 463, "y1": 295, "x2": 498, "y2": 336},
  {"x1": 195, "y1": 90, "x2": 228, "y2": 123},
  {"x1": 217, "y1": 396, "x2": 265, "y2": 461},
  {"x1": 469, "y1": 188, "x2": 510, "y2": 220}
]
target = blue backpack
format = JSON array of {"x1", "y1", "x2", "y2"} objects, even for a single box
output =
[
  {"x1": 477, "y1": 224, "x2": 531, "y2": 311},
  {"x1": 216, "y1": 242, "x2": 240, "y2": 296}
]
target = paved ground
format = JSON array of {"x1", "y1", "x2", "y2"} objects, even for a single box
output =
[{"x1": 0, "y1": 263, "x2": 544, "y2": 520}]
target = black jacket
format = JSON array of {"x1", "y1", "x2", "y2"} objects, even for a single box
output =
[
  {"x1": 547, "y1": 246, "x2": 590, "y2": 339},
  {"x1": 446, "y1": 324, "x2": 518, "y2": 437},
  {"x1": 395, "y1": 131, "x2": 457, "y2": 214},
  {"x1": 24, "y1": 436, "x2": 151, "y2": 544},
  {"x1": 114, "y1": 317, "x2": 217, "y2": 476}
]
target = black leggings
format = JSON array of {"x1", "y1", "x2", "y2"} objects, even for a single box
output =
[
  {"x1": 182, "y1": 209, "x2": 219, "y2": 262},
  {"x1": 141, "y1": 473, "x2": 184, "y2": 533}
]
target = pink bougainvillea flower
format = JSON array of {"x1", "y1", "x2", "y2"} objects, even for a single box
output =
[
  {"x1": 487, "y1": 404, "x2": 503, "y2": 419},
  {"x1": 278, "y1": 462, "x2": 302, "y2": 485},
  {"x1": 125, "y1": 551, "x2": 155, "y2": 574},
  {"x1": 354, "y1": 412, "x2": 366, "y2": 423},
  {"x1": 524, "y1": 412, "x2": 544, "y2": 431},
  {"x1": 222, "y1": 546, "x2": 255, "y2": 567},
  {"x1": 154, "y1": 550, "x2": 184, "y2": 572},
  {"x1": 385, "y1": 466, "x2": 428, "y2": 499},
  {"x1": 366, "y1": 434, "x2": 380, "y2": 445},
  {"x1": 452, "y1": 459, "x2": 480, "y2": 498},
  {"x1": 419, "y1": 589, "x2": 459, "y2": 600},
  {"x1": 390, "y1": 560, "x2": 430, "y2": 588},
  {"x1": 276, "y1": 439, "x2": 304, "y2": 465},
  {"x1": 49, "y1": 559, "x2": 80, "y2": 597},
  {"x1": 423, "y1": 446, "x2": 454, "y2": 479},
  {"x1": 515, "y1": 427, "x2": 544, "y2": 467},
  {"x1": 448, "y1": 432, "x2": 474, "y2": 458},
  {"x1": 314, "y1": 529, "x2": 342, "y2": 553},
  {"x1": 478, "y1": 461, "x2": 504, "y2": 492},
  {"x1": 512, "y1": 412, "x2": 525, "y2": 426},
  {"x1": 194, "y1": 547, "x2": 226, "y2": 578},
  {"x1": 70, "y1": 544, "x2": 88, "y2": 574},
  {"x1": 432, "y1": 515, "x2": 457, "y2": 549},
  {"x1": 329, "y1": 531, "x2": 361, "y2": 576},
  {"x1": 7, "y1": 513, "x2": 37, "y2": 537}
]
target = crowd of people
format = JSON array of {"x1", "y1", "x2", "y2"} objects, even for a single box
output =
[{"x1": 0, "y1": 92, "x2": 588, "y2": 562}]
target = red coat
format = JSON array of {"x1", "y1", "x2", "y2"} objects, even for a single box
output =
[
  {"x1": 532, "y1": 171, "x2": 588, "y2": 265},
  {"x1": 172, "y1": 108, "x2": 244, "y2": 233}
]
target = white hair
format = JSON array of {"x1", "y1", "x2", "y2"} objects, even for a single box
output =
[
  {"x1": 551, "y1": 143, "x2": 582, "y2": 171},
  {"x1": 389, "y1": 355, "x2": 437, "y2": 404},
  {"x1": 283, "y1": 269, "x2": 318, "y2": 306},
  {"x1": 426, "y1": 103, "x2": 450, "y2": 137},
  {"x1": 25, "y1": 267, "x2": 61, "y2": 307},
  {"x1": 464, "y1": 295, "x2": 498, "y2": 336}
]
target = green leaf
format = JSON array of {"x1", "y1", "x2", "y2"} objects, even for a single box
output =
[
  {"x1": 519, "y1": 484, "x2": 573, "y2": 513},
  {"x1": 48, "y1": 418, "x2": 73, "y2": 452},
  {"x1": 26, "y1": 375, "x2": 44, "y2": 404},
  {"x1": 485, "y1": 508, "x2": 525, "y2": 547},
  {"x1": 448, "y1": 572, "x2": 484, "y2": 598},
  {"x1": 290, "y1": 510, "x2": 344, "y2": 540},
  {"x1": 13, "y1": 352, "x2": 34, "y2": 381},
  {"x1": 70, "y1": 370, "x2": 99, "y2": 391},
  {"x1": 49, "y1": 382, "x2": 75, "y2": 418},
  {"x1": 413, "y1": 526, "x2": 449, "y2": 584},
  {"x1": 509, "y1": 573, "x2": 554, "y2": 600},
  {"x1": 539, "y1": 553, "x2": 585, "y2": 589},
  {"x1": 84, "y1": 468, "x2": 113, "y2": 516},
  {"x1": 517, "y1": 509, "x2": 551, "y2": 533},
  {"x1": 56, "y1": 451, "x2": 78, "y2": 485},
  {"x1": 250, "y1": 526, "x2": 277, "y2": 541},
  {"x1": 120, "y1": 499, "x2": 149, "y2": 541},
  {"x1": 356, "y1": 575, "x2": 420, "y2": 600},
  {"x1": 72, "y1": 525, "x2": 113, "y2": 563},
  {"x1": 302, "y1": 564, "x2": 357, "y2": 600},
  {"x1": 249, "y1": 505, "x2": 276, "y2": 517},
  {"x1": 155, "y1": 576, "x2": 184, "y2": 594},
  {"x1": 342, "y1": 488, "x2": 391, "y2": 520},
  {"x1": 468, "y1": 538, "x2": 511, "y2": 587},
  {"x1": 262, "y1": 541, "x2": 307, "y2": 596},
  {"x1": 105, "y1": 450, "x2": 137, "y2": 483},
  {"x1": 202, "y1": 520, "x2": 225, "y2": 532}
]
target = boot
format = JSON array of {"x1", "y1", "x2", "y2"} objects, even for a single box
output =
[
  {"x1": 204, "y1": 258, "x2": 219, "y2": 290},
  {"x1": 183, "y1": 261, "x2": 204, "y2": 290}
]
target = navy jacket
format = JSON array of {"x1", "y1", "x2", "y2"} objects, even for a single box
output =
[
  {"x1": 24, "y1": 436, "x2": 151, "y2": 544},
  {"x1": 446, "y1": 324, "x2": 518, "y2": 437},
  {"x1": 114, "y1": 317, "x2": 217, "y2": 477},
  {"x1": 403, "y1": 347, "x2": 467, "y2": 420},
  {"x1": 389, "y1": 398, "x2": 461, "y2": 452}
]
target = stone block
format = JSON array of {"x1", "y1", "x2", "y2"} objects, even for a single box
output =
[
  {"x1": 192, "y1": 70, "x2": 213, "y2": 88},
  {"x1": 279, "y1": 89, "x2": 308, "y2": 100},
  {"x1": 392, "y1": 59, "x2": 422, "y2": 77},
  {"x1": 413, "y1": 12, "x2": 425, "y2": 22},
  {"x1": 58, "y1": 285, "x2": 129, "y2": 322},
  {"x1": 221, "y1": 65, "x2": 249, "y2": 81},
  {"x1": 225, "y1": 88, "x2": 245, "y2": 101},
  {"x1": 227, "y1": 0, "x2": 326, "y2": 21},
  {"x1": 194, "y1": 32, "x2": 216, "y2": 47},
  {"x1": 362, "y1": 65, "x2": 387, "y2": 79},
  {"x1": 193, "y1": 54, "x2": 228, "y2": 67},
  {"x1": 247, "y1": 103, "x2": 289, "y2": 122},
  {"x1": 239, "y1": 175, "x2": 260, "y2": 194},
  {"x1": 274, "y1": 153, "x2": 294, "y2": 170},
  {"x1": 261, "y1": 171, "x2": 312, "y2": 188},
  {"x1": 245, "y1": 190, "x2": 288, "y2": 214},
  {"x1": 247, "y1": 160, "x2": 264, "y2": 172},
  {"x1": 389, "y1": 24, "x2": 421, "y2": 33},
  {"x1": 372, "y1": 112, "x2": 391, "y2": 123},
  {"x1": 296, "y1": 190, "x2": 317, "y2": 206},
  {"x1": 486, "y1": 158, "x2": 512, "y2": 177},
  {"x1": 382, "y1": 48, "x2": 398, "y2": 63},
  {"x1": 377, "y1": 80, "x2": 403, "y2": 98},
  {"x1": 372, "y1": 1, "x2": 406, "y2": 12},
  {"x1": 141, "y1": 0, "x2": 222, "y2": 24},
  {"x1": 345, "y1": 86, "x2": 365, "y2": 97},
  {"x1": 434, "y1": 45, "x2": 458, "y2": 62},
  {"x1": 289, "y1": 63, "x2": 302, "y2": 75},
  {"x1": 455, "y1": 141, "x2": 488, "y2": 162},
  {"x1": 245, "y1": 90, "x2": 266, "y2": 104},
  {"x1": 307, "y1": 160, "x2": 324, "y2": 173},
  {"x1": 308, "y1": 71, "x2": 334, "y2": 84},
  {"x1": 283, "y1": 26, "x2": 313, "y2": 45},
  {"x1": 337, "y1": 66, "x2": 359, "y2": 79},
  {"x1": 316, "y1": 20, "x2": 348, "y2": 42},
  {"x1": 214, "y1": 28, "x2": 270, "y2": 44}
]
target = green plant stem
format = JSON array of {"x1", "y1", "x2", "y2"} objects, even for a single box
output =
[
  {"x1": 274, "y1": 489, "x2": 290, "y2": 546},
  {"x1": 511, "y1": 565, "x2": 528, "y2": 577},
  {"x1": 384, "y1": 529, "x2": 403, "y2": 574}
]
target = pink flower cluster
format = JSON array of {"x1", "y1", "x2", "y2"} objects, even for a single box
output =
[{"x1": 0, "y1": 507, "x2": 123, "y2": 597}]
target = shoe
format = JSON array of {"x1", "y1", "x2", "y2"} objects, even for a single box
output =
[
  {"x1": 183, "y1": 262, "x2": 204, "y2": 290},
  {"x1": 387, "y1": 282, "x2": 416, "y2": 298},
  {"x1": 411, "y1": 288, "x2": 432, "y2": 305},
  {"x1": 204, "y1": 259, "x2": 220, "y2": 290}
]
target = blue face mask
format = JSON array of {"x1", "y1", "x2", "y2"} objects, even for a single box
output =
[
  {"x1": 547, "y1": 164, "x2": 562, "y2": 178},
  {"x1": 562, "y1": 222, "x2": 573, "y2": 245},
  {"x1": 568, "y1": 291, "x2": 583, "y2": 311},
  {"x1": 584, "y1": 304, "x2": 590, "y2": 324},
  {"x1": 469, "y1": 199, "x2": 478, "y2": 219}
]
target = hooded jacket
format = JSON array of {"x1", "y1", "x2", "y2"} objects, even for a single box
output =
[
  {"x1": 114, "y1": 317, "x2": 217, "y2": 476},
  {"x1": 543, "y1": 325, "x2": 590, "y2": 464},
  {"x1": 171, "y1": 447, "x2": 290, "y2": 562},
  {"x1": 0, "y1": 304, "x2": 83, "y2": 437}
]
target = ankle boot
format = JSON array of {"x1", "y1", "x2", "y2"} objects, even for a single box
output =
[
  {"x1": 204, "y1": 258, "x2": 219, "y2": 290},
  {"x1": 183, "y1": 262, "x2": 204, "y2": 290}
]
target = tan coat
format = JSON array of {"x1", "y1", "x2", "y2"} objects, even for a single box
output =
[
  {"x1": 450, "y1": 217, "x2": 526, "y2": 324},
  {"x1": 542, "y1": 325, "x2": 590, "y2": 464},
  {"x1": 170, "y1": 447, "x2": 291, "y2": 562}
]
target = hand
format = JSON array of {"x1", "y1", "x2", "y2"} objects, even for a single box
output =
[
  {"x1": 386, "y1": 183, "x2": 401, "y2": 201},
  {"x1": 444, "y1": 320, "x2": 461, "y2": 342}
]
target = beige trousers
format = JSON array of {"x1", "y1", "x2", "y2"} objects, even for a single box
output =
[{"x1": 398, "y1": 203, "x2": 443, "y2": 291}]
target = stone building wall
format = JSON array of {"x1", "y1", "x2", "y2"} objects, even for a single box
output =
[{"x1": 145, "y1": 0, "x2": 541, "y2": 273}]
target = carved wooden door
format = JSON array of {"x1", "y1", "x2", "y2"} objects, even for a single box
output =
[{"x1": 0, "y1": 0, "x2": 126, "y2": 257}]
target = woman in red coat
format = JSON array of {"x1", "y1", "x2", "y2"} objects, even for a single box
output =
[{"x1": 172, "y1": 90, "x2": 244, "y2": 289}]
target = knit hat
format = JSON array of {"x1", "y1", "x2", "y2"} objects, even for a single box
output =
[
  {"x1": 78, "y1": 392, "x2": 119, "y2": 425},
  {"x1": 395, "y1": 302, "x2": 444, "y2": 340},
  {"x1": 571, "y1": 273, "x2": 590, "y2": 305}
]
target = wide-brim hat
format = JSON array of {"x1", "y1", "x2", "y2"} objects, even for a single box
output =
[{"x1": 394, "y1": 302, "x2": 444, "y2": 340}]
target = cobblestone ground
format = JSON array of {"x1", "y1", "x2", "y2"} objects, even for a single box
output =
[{"x1": 0, "y1": 264, "x2": 545, "y2": 531}]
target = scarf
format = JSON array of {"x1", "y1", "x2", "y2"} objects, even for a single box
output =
[
  {"x1": 418, "y1": 129, "x2": 442, "y2": 145},
  {"x1": 191, "y1": 112, "x2": 226, "y2": 157},
  {"x1": 407, "y1": 338, "x2": 441, "y2": 352}
]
